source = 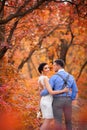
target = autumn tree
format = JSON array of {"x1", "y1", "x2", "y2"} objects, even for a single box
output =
[{"x1": 0, "y1": 1, "x2": 87, "y2": 129}]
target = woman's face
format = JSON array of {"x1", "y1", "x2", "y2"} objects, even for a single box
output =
[{"x1": 42, "y1": 64, "x2": 50, "y2": 75}]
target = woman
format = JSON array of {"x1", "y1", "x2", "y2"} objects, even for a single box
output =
[{"x1": 38, "y1": 62, "x2": 68, "y2": 130}]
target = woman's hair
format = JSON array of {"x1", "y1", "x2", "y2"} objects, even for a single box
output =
[{"x1": 38, "y1": 62, "x2": 47, "y2": 74}]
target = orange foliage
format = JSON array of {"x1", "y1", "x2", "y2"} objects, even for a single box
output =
[
  {"x1": 79, "y1": 106, "x2": 87, "y2": 122},
  {"x1": 0, "y1": 57, "x2": 41, "y2": 130},
  {"x1": 0, "y1": 111, "x2": 23, "y2": 130},
  {"x1": 0, "y1": 1, "x2": 87, "y2": 129},
  {"x1": 77, "y1": 73, "x2": 87, "y2": 99}
]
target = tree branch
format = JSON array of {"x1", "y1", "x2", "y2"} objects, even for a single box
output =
[
  {"x1": 18, "y1": 23, "x2": 61, "y2": 70},
  {"x1": 7, "y1": 18, "x2": 20, "y2": 44},
  {"x1": 0, "y1": 47, "x2": 7, "y2": 59},
  {"x1": 0, "y1": 0, "x2": 5, "y2": 13},
  {"x1": 0, "y1": 18, "x2": 20, "y2": 59},
  {"x1": 76, "y1": 60, "x2": 87, "y2": 81},
  {"x1": 68, "y1": 21, "x2": 74, "y2": 47},
  {"x1": 0, "y1": 0, "x2": 50, "y2": 24}
]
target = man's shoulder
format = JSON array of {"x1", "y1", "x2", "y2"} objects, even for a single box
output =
[
  {"x1": 68, "y1": 73, "x2": 75, "y2": 80},
  {"x1": 58, "y1": 71, "x2": 75, "y2": 81},
  {"x1": 50, "y1": 74, "x2": 57, "y2": 80}
]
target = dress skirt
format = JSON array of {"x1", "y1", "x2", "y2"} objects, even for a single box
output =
[{"x1": 40, "y1": 94, "x2": 54, "y2": 119}]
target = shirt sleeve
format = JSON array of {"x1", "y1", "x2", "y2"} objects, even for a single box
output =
[
  {"x1": 40, "y1": 76, "x2": 54, "y2": 96},
  {"x1": 40, "y1": 89, "x2": 49, "y2": 96},
  {"x1": 71, "y1": 79, "x2": 78, "y2": 100},
  {"x1": 49, "y1": 76, "x2": 55, "y2": 89}
]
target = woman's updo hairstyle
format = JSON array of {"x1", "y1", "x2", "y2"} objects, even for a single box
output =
[{"x1": 38, "y1": 63, "x2": 47, "y2": 74}]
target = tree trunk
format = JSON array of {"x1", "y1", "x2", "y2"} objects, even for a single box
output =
[
  {"x1": 59, "y1": 39, "x2": 68, "y2": 63},
  {"x1": 0, "y1": 7, "x2": 7, "y2": 59}
]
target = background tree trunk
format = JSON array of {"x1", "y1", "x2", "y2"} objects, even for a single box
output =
[{"x1": 0, "y1": 8, "x2": 7, "y2": 59}]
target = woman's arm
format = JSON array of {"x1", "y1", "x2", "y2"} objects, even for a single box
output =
[
  {"x1": 38, "y1": 81, "x2": 44, "y2": 92},
  {"x1": 44, "y1": 77, "x2": 68, "y2": 95}
]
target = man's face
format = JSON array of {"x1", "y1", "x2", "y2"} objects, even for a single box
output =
[{"x1": 53, "y1": 62, "x2": 59, "y2": 72}]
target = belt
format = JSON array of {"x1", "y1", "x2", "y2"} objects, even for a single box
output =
[{"x1": 53, "y1": 96, "x2": 71, "y2": 99}]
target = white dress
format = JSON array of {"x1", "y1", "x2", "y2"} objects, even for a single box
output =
[{"x1": 38, "y1": 75, "x2": 53, "y2": 119}]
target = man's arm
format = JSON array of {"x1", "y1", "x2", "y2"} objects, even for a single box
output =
[{"x1": 71, "y1": 79, "x2": 78, "y2": 100}]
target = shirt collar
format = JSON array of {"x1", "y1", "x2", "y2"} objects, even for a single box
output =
[{"x1": 58, "y1": 68, "x2": 65, "y2": 72}]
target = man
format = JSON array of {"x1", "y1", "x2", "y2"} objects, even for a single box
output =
[{"x1": 41, "y1": 59, "x2": 78, "y2": 130}]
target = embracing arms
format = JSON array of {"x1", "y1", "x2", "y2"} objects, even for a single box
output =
[{"x1": 40, "y1": 77, "x2": 68, "y2": 96}]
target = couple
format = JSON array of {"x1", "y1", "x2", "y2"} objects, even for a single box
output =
[{"x1": 38, "y1": 59, "x2": 78, "y2": 130}]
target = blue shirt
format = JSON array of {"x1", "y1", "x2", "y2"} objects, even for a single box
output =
[{"x1": 40, "y1": 69, "x2": 78, "y2": 100}]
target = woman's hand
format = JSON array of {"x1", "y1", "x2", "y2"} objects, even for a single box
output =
[{"x1": 62, "y1": 87, "x2": 69, "y2": 92}]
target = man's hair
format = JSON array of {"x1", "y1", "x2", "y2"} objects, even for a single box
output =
[
  {"x1": 54, "y1": 59, "x2": 65, "y2": 68},
  {"x1": 38, "y1": 62, "x2": 47, "y2": 74}
]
